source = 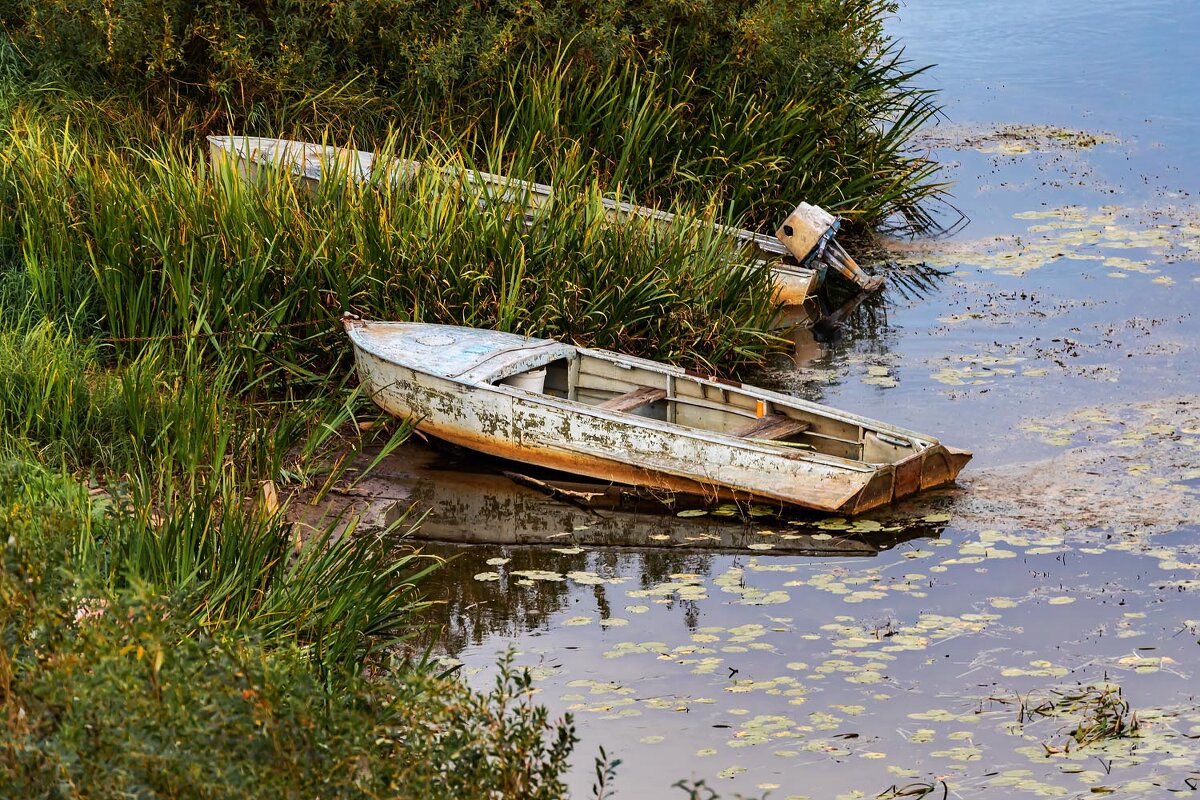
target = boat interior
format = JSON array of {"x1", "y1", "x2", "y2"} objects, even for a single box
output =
[{"x1": 495, "y1": 350, "x2": 924, "y2": 466}]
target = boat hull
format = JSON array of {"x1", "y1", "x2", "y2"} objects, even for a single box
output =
[{"x1": 350, "y1": 340, "x2": 967, "y2": 515}]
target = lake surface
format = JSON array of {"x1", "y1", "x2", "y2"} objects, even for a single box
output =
[{"x1": 405, "y1": 2, "x2": 1200, "y2": 796}]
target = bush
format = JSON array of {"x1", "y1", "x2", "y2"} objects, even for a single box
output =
[
  {"x1": 0, "y1": 442, "x2": 576, "y2": 798},
  {"x1": 7, "y1": 0, "x2": 892, "y2": 103},
  {"x1": 0, "y1": 566, "x2": 575, "y2": 798}
]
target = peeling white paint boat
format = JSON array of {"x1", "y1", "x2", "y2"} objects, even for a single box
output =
[
  {"x1": 209, "y1": 135, "x2": 884, "y2": 304},
  {"x1": 344, "y1": 316, "x2": 970, "y2": 514}
]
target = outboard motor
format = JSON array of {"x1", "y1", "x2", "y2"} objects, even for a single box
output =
[{"x1": 775, "y1": 203, "x2": 884, "y2": 292}]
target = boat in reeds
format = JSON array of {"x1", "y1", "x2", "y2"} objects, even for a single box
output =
[
  {"x1": 343, "y1": 316, "x2": 970, "y2": 514},
  {"x1": 208, "y1": 135, "x2": 883, "y2": 304}
]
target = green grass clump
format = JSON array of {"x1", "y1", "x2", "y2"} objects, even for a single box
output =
[
  {"x1": 0, "y1": 322, "x2": 433, "y2": 669},
  {"x1": 1018, "y1": 684, "x2": 1142, "y2": 754}
]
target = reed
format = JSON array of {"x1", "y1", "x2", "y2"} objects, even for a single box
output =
[
  {"x1": 2, "y1": 0, "x2": 945, "y2": 235},
  {"x1": 0, "y1": 320, "x2": 435, "y2": 674},
  {"x1": 0, "y1": 115, "x2": 786, "y2": 388},
  {"x1": 461, "y1": 48, "x2": 944, "y2": 234}
]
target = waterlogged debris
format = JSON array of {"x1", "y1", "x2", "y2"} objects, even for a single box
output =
[
  {"x1": 962, "y1": 397, "x2": 1200, "y2": 531},
  {"x1": 919, "y1": 123, "x2": 1117, "y2": 155},
  {"x1": 863, "y1": 364, "x2": 899, "y2": 388},
  {"x1": 567, "y1": 570, "x2": 629, "y2": 586},
  {"x1": 511, "y1": 569, "x2": 566, "y2": 582},
  {"x1": 891, "y1": 202, "x2": 1200, "y2": 279}
]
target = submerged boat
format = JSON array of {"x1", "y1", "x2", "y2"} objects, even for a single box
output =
[
  {"x1": 344, "y1": 317, "x2": 970, "y2": 514},
  {"x1": 208, "y1": 135, "x2": 883, "y2": 304}
]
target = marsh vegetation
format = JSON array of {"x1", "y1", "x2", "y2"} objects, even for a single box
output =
[{"x1": 0, "y1": 0, "x2": 947, "y2": 794}]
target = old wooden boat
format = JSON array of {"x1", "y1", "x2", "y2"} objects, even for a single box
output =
[
  {"x1": 208, "y1": 135, "x2": 884, "y2": 304},
  {"x1": 344, "y1": 316, "x2": 970, "y2": 514}
]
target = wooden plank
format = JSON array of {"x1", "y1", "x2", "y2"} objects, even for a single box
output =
[
  {"x1": 598, "y1": 386, "x2": 667, "y2": 413},
  {"x1": 737, "y1": 415, "x2": 811, "y2": 441}
]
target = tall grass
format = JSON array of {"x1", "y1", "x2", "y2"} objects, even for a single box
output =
[
  {"x1": 0, "y1": 113, "x2": 786, "y2": 385},
  {"x1": 470, "y1": 49, "x2": 944, "y2": 233},
  {"x1": 0, "y1": 319, "x2": 434, "y2": 675},
  {"x1": 1, "y1": 0, "x2": 945, "y2": 236}
]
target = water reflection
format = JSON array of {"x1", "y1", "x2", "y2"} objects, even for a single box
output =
[
  {"x1": 295, "y1": 438, "x2": 946, "y2": 653},
  {"x1": 779, "y1": 262, "x2": 948, "y2": 366},
  {"x1": 419, "y1": 520, "x2": 944, "y2": 654},
  {"x1": 309, "y1": 440, "x2": 939, "y2": 554}
]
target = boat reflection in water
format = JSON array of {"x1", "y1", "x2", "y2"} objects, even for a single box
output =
[
  {"x1": 293, "y1": 440, "x2": 943, "y2": 557},
  {"x1": 290, "y1": 440, "x2": 949, "y2": 647}
]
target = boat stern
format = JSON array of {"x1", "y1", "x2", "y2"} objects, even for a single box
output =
[{"x1": 840, "y1": 444, "x2": 973, "y2": 515}]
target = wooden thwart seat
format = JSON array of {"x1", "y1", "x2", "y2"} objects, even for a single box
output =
[
  {"x1": 737, "y1": 414, "x2": 811, "y2": 441},
  {"x1": 598, "y1": 385, "x2": 667, "y2": 413}
]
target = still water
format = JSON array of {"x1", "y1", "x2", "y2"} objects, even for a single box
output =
[{"x1": 399, "y1": 1, "x2": 1200, "y2": 796}]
